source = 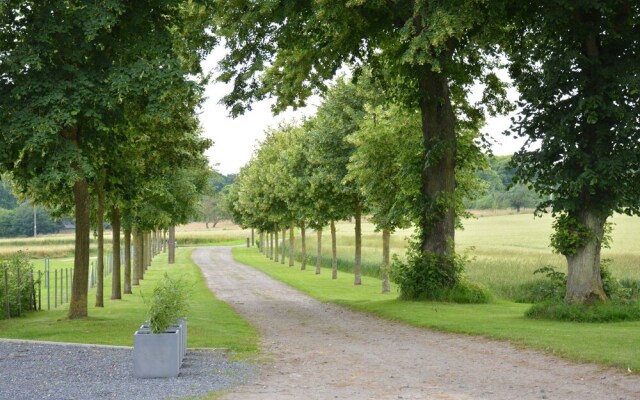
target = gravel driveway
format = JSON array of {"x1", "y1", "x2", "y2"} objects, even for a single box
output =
[{"x1": 194, "y1": 246, "x2": 640, "y2": 400}]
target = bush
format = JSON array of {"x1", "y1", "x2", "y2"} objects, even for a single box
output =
[
  {"x1": 0, "y1": 251, "x2": 37, "y2": 318},
  {"x1": 147, "y1": 273, "x2": 190, "y2": 333},
  {"x1": 391, "y1": 241, "x2": 490, "y2": 303}
]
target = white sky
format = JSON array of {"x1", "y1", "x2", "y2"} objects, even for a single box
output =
[{"x1": 199, "y1": 49, "x2": 525, "y2": 176}]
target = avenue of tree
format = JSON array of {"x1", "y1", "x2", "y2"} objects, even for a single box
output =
[{"x1": 217, "y1": 1, "x2": 639, "y2": 305}]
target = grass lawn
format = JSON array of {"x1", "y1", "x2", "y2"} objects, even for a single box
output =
[
  {"x1": 234, "y1": 246, "x2": 640, "y2": 372},
  {"x1": 0, "y1": 248, "x2": 258, "y2": 354}
]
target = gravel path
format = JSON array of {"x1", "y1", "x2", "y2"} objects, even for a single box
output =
[
  {"x1": 0, "y1": 338, "x2": 253, "y2": 399},
  {"x1": 194, "y1": 246, "x2": 640, "y2": 400}
]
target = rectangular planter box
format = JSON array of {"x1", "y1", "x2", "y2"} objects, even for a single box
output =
[{"x1": 133, "y1": 329, "x2": 181, "y2": 378}]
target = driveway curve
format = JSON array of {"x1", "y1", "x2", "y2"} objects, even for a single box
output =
[{"x1": 193, "y1": 247, "x2": 640, "y2": 400}]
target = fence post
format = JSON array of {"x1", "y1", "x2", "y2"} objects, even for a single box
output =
[
  {"x1": 60, "y1": 268, "x2": 63, "y2": 305},
  {"x1": 4, "y1": 270, "x2": 9, "y2": 319},
  {"x1": 16, "y1": 266, "x2": 21, "y2": 317},
  {"x1": 38, "y1": 270, "x2": 41, "y2": 311},
  {"x1": 246, "y1": 238, "x2": 250, "y2": 248},
  {"x1": 29, "y1": 271, "x2": 34, "y2": 311},
  {"x1": 47, "y1": 268, "x2": 50, "y2": 310},
  {"x1": 54, "y1": 269, "x2": 57, "y2": 309},
  {"x1": 66, "y1": 268, "x2": 69, "y2": 303}
]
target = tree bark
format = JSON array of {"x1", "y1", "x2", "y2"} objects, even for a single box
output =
[
  {"x1": 132, "y1": 228, "x2": 140, "y2": 286},
  {"x1": 95, "y1": 186, "x2": 105, "y2": 308},
  {"x1": 168, "y1": 225, "x2": 176, "y2": 264},
  {"x1": 300, "y1": 221, "x2": 306, "y2": 270},
  {"x1": 316, "y1": 228, "x2": 322, "y2": 275},
  {"x1": 110, "y1": 206, "x2": 121, "y2": 300},
  {"x1": 146, "y1": 232, "x2": 151, "y2": 268},
  {"x1": 124, "y1": 227, "x2": 132, "y2": 294},
  {"x1": 251, "y1": 228, "x2": 255, "y2": 247},
  {"x1": 259, "y1": 231, "x2": 264, "y2": 253},
  {"x1": 138, "y1": 231, "x2": 145, "y2": 280},
  {"x1": 418, "y1": 69, "x2": 457, "y2": 286},
  {"x1": 354, "y1": 201, "x2": 362, "y2": 285},
  {"x1": 270, "y1": 232, "x2": 274, "y2": 259},
  {"x1": 331, "y1": 221, "x2": 337, "y2": 279},
  {"x1": 382, "y1": 228, "x2": 391, "y2": 293},
  {"x1": 565, "y1": 211, "x2": 608, "y2": 304},
  {"x1": 281, "y1": 227, "x2": 286, "y2": 264},
  {"x1": 289, "y1": 222, "x2": 295, "y2": 267},
  {"x1": 68, "y1": 179, "x2": 90, "y2": 319},
  {"x1": 275, "y1": 228, "x2": 279, "y2": 262}
]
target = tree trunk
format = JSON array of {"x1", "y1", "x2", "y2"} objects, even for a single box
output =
[
  {"x1": 289, "y1": 222, "x2": 294, "y2": 267},
  {"x1": 124, "y1": 227, "x2": 132, "y2": 294},
  {"x1": 270, "y1": 232, "x2": 274, "y2": 259},
  {"x1": 95, "y1": 187, "x2": 105, "y2": 307},
  {"x1": 68, "y1": 180, "x2": 90, "y2": 319},
  {"x1": 132, "y1": 228, "x2": 140, "y2": 286},
  {"x1": 382, "y1": 228, "x2": 391, "y2": 293},
  {"x1": 565, "y1": 211, "x2": 608, "y2": 304},
  {"x1": 275, "y1": 228, "x2": 279, "y2": 262},
  {"x1": 162, "y1": 230, "x2": 167, "y2": 253},
  {"x1": 138, "y1": 231, "x2": 145, "y2": 280},
  {"x1": 354, "y1": 201, "x2": 362, "y2": 285},
  {"x1": 281, "y1": 227, "x2": 286, "y2": 264},
  {"x1": 300, "y1": 221, "x2": 306, "y2": 270},
  {"x1": 259, "y1": 231, "x2": 264, "y2": 253},
  {"x1": 168, "y1": 225, "x2": 176, "y2": 264},
  {"x1": 418, "y1": 69, "x2": 457, "y2": 286},
  {"x1": 251, "y1": 228, "x2": 255, "y2": 247},
  {"x1": 111, "y1": 206, "x2": 121, "y2": 300},
  {"x1": 146, "y1": 232, "x2": 151, "y2": 268},
  {"x1": 331, "y1": 221, "x2": 337, "y2": 279},
  {"x1": 316, "y1": 228, "x2": 322, "y2": 275}
]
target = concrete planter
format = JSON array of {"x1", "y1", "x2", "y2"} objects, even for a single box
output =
[{"x1": 133, "y1": 327, "x2": 181, "y2": 378}]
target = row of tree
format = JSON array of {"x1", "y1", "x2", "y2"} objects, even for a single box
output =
[
  {"x1": 0, "y1": 1, "x2": 216, "y2": 318},
  {"x1": 227, "y1": 77, "x2": 483, "y2": 296},
  {"x1": 215, "y1": 1, "x2": 639, "y2": 305}
]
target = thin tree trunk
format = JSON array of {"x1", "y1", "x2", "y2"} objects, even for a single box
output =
[
  {"x1": 162, "y1": 230, "x2": 167, "y2": 253},
  {"x1": 300, "y1": 221, "x2": 306, "y2": 270},
  {"x1": 138, "y1": 231, "x2": 145, "y2": 280},
  {"x1": 124, "y1": 227, "x2": 132, "y2": 294},
  {"x1": 251, "y1": 228, "x2": 255, "y2": 247},
  {"x1": 281, "y1": 227, "x2": 286, "y2": 264},
  {"x1": 289, "y1": 222, "x2": 294, "y2": 267},
  {"x1": 132, "y1": 228, "x2": 140, "y2": 286},
  {"x1": 565, "y1": 211, "x2": 608, "y2": 304},
  {"x1": 146, "y1": 232, "x2": 151, "y2": 268},
  {"x1": 316, "y1": 228, "x2": 322, "y2": 275},
  {"x1": 168, "y1": 226, "x2": 176, "y2": 264},
  {"x1": 331, "y1": 221, "x2": 337, "y2": 279},
  {"x1": 269, "y1": 232, "x2": 274, "y2": 259},
  {"x1": 382, "y1": 228, "x2": 391, "y2": 293},
  {"x1": 111, "y1": 206, "x2": 121, "y2": 300},
  {"x1": 354, "y1": 201, "x2": 362, "y2": 285},
  {"x1": 418, "y1": 70, "x2": 457, "y2": 287},
  {"x1": 95, "y1": 187, "x2": 105, "y2": 307},
  {"x1": 68, "y1": 179, "x2": 90, "y2": 319},
  {"x1": 275, "y1": 228, "x2": 279, "y2": 262}
]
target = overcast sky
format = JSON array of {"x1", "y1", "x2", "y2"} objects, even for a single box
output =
[{"x1": 199, "y1": 49, "x2": 525, "y2": 176}]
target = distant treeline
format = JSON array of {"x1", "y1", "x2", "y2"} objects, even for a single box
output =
[
  {"x1": 465, "y1": 155, "x2": 542, "y2": 211},
  {"x1": 0, "y1": 181, "x2": 65, "y2": 237}
]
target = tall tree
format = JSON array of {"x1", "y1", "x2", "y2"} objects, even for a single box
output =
[{"x1": 505, "y1": 0, "x2": 640, "y2": 304}]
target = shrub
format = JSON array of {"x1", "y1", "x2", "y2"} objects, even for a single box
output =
[
  {"x1": 391, "y1": 241, "x2": 490, "y2": 303},
  {"x1": 147, "y1": 273, "x2": 190, "y2": 333},
  {"x1": 0, "y1": 251, "x2": 37, "y2": 318}
]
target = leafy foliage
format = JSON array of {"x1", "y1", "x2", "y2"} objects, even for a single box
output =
[
  {"x1": 0, "y1": 252, "x2": 37, "y2": 318},
  {"x1": 146, "y1": 273, "x2": 190, "y2": 334}
]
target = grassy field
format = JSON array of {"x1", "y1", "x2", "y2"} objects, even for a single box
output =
[
  {"x1": 0, "y1": 221, "x2": 249, "y2": 258},
  {"x1": 0, "y1": 248, "x2": 258, "y2": 353},
  {"x1": 292, "y1": 212, "x2": 640, "y2": 299},
  {"x1": 234, "y1": 246, "x2": 640, "y2": 372}
]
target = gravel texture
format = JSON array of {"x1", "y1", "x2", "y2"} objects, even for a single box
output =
[
  {"x1": 195, "y1": 246, "x2": 640, "y2": 400},
  {"x1": 0, "y1": 340, "x2": 254, "y2": 400}
]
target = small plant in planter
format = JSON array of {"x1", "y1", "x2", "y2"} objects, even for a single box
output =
[{"x1": 134, "y1": 273, "x2": 190, "y2": 378}]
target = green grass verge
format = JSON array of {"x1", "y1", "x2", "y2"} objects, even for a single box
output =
[
  {"x1": 234, "y1": 246, "x2": 640, "y2": 372},
  {"x1": 0, "y1": 248, "x2": 258, "y2": 353}
]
